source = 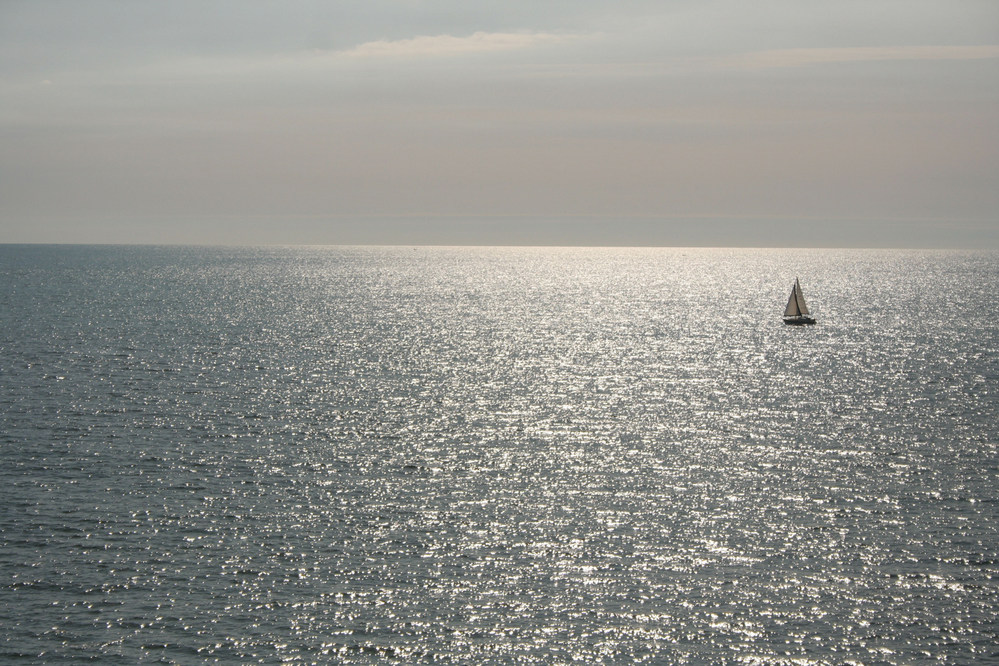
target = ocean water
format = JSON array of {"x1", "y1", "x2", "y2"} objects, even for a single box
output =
[{"x1": 1, "y1": 244, "x2": 997, "y2": 664}]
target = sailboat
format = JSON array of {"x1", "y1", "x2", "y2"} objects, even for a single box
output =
[{"x1": 783, "y1": 278, "x2": 816, "y2": 325}]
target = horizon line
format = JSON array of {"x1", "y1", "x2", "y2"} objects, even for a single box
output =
[{"x1": 1, "y1": 241, "x2": 993, "y2": 252}]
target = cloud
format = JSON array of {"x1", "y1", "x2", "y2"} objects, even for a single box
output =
[
  {"x1": 722, "y1": 45, "x2": 999, "y2": 70},
  {"x1": 340, "y1": 31, "x2": 584, "y2": 59}
]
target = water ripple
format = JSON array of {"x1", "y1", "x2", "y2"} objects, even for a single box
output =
[{"x1": 1, "y1": 245, "x2": 997, "y2": 663}]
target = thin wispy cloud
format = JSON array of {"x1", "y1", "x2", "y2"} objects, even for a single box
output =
[
  {"x1": 723, "y1": 45, "x2": 999, "y2": 70},
  {"x1": 340, "y1": 31, "x2": 585, "y2": 59}
]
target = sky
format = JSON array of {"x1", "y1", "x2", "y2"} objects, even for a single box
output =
[{"x1": 1, "y1": 0, "x2": 997, "y2": 247}]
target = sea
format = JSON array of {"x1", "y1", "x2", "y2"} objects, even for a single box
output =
[{"x1": 1, "y1": 244, "x2": 997, "y2": 664}]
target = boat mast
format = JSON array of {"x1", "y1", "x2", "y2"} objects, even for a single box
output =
[{"x1": 794, "y1": 278, "x2": 809, "y2": 317}]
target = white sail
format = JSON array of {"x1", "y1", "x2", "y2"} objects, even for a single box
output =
[
  {"x1": 794, "y1": 278, "x2": 810, "y2": 316},
  {"x1": 784, "y1": 282, "x2": 800, "y2": 317},
  {"x1": 784, "y1": 278, "x2": 810, "y2": 317}
]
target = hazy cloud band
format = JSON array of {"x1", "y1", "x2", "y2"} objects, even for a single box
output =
[
  {"x1": 726, "y1": 45, "x2": 999, "y2": 70},
  {"x1": 341, "y1": 31, "x2": 585, "y2": 59}
]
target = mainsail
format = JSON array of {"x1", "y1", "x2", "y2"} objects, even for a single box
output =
[{"x1": 784, "y1": 278, "x2": 810, "y2": 317}]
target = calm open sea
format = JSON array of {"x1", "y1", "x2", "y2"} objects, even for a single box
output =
[{"x1": 1, "y1": 245, "x2": 997, "y2": 664}]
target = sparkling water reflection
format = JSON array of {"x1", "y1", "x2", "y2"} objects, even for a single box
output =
[{"x1": 1, "y1": 245, "x2": 997, "y2": 663}]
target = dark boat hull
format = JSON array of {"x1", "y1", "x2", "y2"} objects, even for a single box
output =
[{"x1": 783, "y1": 316, "x2": 816, "y2": 325}]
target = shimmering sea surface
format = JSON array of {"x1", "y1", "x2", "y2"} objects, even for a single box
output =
[{"x1": 1, "y1": 244, "x2": 997, "y2": 664}]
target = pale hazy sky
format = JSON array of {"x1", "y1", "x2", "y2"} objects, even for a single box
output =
[{"x1": 1, "y1": 0, "x2": 997, "y2": 247}]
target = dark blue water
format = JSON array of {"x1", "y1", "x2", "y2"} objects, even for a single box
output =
[{"x1": 2, "y1": 245, "x2": 997, "y2": 663}]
